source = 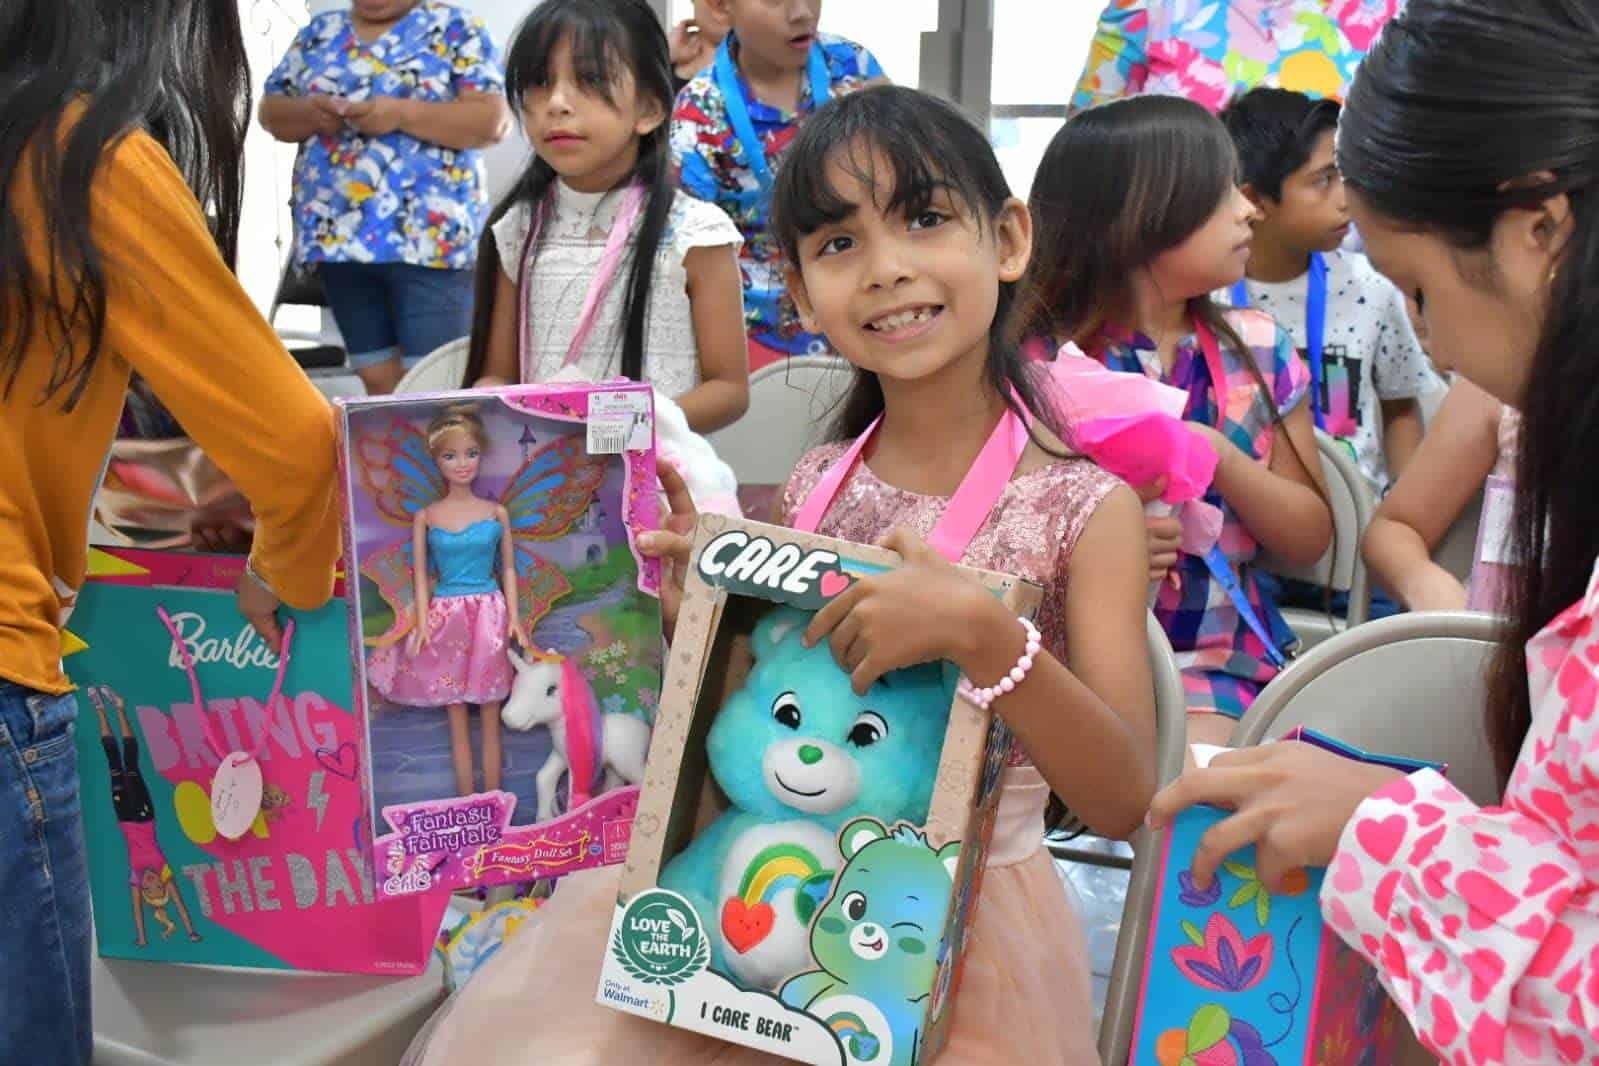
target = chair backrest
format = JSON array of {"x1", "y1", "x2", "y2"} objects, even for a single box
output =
[
  {"x1": 396, "y1": 338, "x2": 470, "y2": 395},
  {"x1": 706, "y1": 355, "x2": 856, "y2": 487},
  {"x1": 1232, "y1": 610, "x2": 1504, "y2": 806},
  {"x1": 1259, "y1": 429, "x2": 1375, "y2": 623},
  {"x1": 1093, "y1": 615, "x2": 1188, "y2": 1066}
]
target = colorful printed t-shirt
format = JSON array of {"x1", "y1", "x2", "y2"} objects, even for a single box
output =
[
  {"x1": 1216, "y1": 249, "x2": 1440, "y2": 494},
  {"x1": 1071, "y1": 0, "x2": 1402, "y2": 113},
  {"x1": 264, "y1": 1, "x2": 503, "y2": 270},
  {"x1": 1098, "y1": 308, "x2": 1310, "y2": 717},
  {"x1": 670, "y1": 33, "x2": 883, "y2": 356}
]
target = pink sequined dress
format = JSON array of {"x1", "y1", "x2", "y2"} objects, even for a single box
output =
[{"x1": 404, "y1": 446, "x2": 1121, "y2": 1066}]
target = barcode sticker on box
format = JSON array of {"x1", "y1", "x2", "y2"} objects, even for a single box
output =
[{"x1": 588, "y1": 417, "x2": 630, "y2": 455}]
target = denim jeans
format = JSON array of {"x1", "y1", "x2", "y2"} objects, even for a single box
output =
[
  {"x1": 318, "y1": 262, "x2": 475, "y2": 369},
  {"x1": 0, "y1": 681, "x2": 92, "y2": 1065}
]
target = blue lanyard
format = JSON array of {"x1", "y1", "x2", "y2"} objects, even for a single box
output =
[
  {"x1": 1230, "y1": 251, "x2": 1328, "y2": 431},
  {"x1": 1202, "y1": 547, "x2": 1288, "y2": 669},
  {"x1": 1192, "y1": 316, "x2": 1291, "y2": 670},
  {"x1": 713, "y1": 35, "x2": 831, "y2": 196}
]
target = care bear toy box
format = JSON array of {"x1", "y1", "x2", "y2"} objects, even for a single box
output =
[
  {"x1": 335, "y1": 382, "x2": 662, "y2": 899},
  {"x1": 596, "y1": 515, "x2": 1040, "y2": 1066}
]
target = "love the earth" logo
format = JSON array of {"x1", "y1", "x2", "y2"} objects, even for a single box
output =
[{"x1": 612, "y1": 889, "x2": 711, "y2": 987}]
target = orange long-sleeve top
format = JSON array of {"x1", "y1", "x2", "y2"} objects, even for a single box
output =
[{"x1": 1, "y1": 125, "x2": 341, "y2": 695}]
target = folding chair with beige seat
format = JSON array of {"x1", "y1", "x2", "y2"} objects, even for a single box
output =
[
  {"x1": 92, "y1": 942, "x2": 445, "y2": 1066},
  {"x1": 706, "y1": 354, "x2": 855, "y2": 489},
  {"x1": 1258, "y1": 428, "x2": 1376, "y2": 653},
  {"x1": 1066, "y1": 616, "x2": 1184, "y2": 1064},
  {"x1": 1229, "y1": 609, "x2": 1503, "y2": 804},
  {"x1": 395, "y1": 337, "x2": 471, "y2": 395}
]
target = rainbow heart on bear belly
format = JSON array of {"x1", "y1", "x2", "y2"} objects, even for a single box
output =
[{"x1": 722, "y1": 898, "x2": 776, "y2": 954}]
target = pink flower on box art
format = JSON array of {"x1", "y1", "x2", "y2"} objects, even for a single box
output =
[{"x1": 1173, "y1": 912, "x2": 1274, "y2": 992}]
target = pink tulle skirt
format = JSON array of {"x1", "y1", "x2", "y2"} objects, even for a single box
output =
[
  {"x1": 403, "y1": 768, "x2": 1102, "y2": 1065},
  {"x1": 366, "y1": 592, "x2": 514, "y2": 707}
]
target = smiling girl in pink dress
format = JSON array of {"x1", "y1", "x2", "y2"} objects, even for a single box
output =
[{"x1": 406, "y1": 85, "x2": 1158, "y2": 1066}]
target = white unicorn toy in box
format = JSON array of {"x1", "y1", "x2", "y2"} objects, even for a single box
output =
[{"x1": 501, "y1": 648, "x2": 652, "y2": 822}]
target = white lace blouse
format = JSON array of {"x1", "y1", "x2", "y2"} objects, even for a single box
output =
[{"x1": 490, "y1": 180, "x2": 741, "y2": 399}]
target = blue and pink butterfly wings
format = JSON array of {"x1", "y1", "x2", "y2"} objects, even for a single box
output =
[{"x1": 355, "y1": 418, "x2": 609, "y2": 647}]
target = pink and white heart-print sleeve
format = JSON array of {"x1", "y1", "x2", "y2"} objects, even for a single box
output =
[{"x1": 1320, "y1": 683, "x2": 1599, "y2": 1063}]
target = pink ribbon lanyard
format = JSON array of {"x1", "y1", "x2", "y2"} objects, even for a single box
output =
[
  {"x1": 1191, "y1": 317, "x2": 1232, "y2": 432},
  {"x1": 791, "y1": 404, "x2": 1032, "y2": 563},
  {"x1": 516, "y1": 183, "x2": 647, "y2": 379},
  {"x1": 156, "y1": 606, "x2": 296, "y2": 768}
]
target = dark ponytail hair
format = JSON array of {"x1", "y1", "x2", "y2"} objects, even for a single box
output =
[
  {"x1": 1013, "y1": 96, "x2": 1262, "y2": 401},
  {"x1": 463, "y1": 0, "x2": 675, "y2": 387},
  {"x1": 767, "y1": 85, "x2": 1067, "y2": 449},
  {"x1": 0, "y1": 0, "x2": 250, "y2": 411},
  {"x1": 1013, "y1": 95, "x2": 1328, "y2": 582},
  {"x1": 1339, "y1": 0, "x2": 1599, "y2": 784}
]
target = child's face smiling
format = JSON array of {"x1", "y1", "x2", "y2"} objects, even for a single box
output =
[{"x1": 786, "y1": 145, "x2": 1031, "y2": 388}]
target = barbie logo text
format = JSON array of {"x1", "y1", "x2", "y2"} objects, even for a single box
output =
[
  {"x1": 163, "y1": 612, "x2": 279, "y2": 672},
  {"x1": 401, "y1": 802, "x2": 503, "y2": 855}
]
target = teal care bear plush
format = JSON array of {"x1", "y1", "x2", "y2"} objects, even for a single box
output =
[
  {"x1": 659, "y1": 606, "x2": 954, "y2": 990},
  {"x1": 781, "y1": 818, "x2": 960, "y2": 1066}
]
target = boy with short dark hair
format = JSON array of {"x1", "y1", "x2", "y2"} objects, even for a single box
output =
[
  {"x1": 1220, "y1": 87, "x2": 1441, "y2": 498},
  {"x1": 671, "y1": 0, "x2": 883, "y2": 370}
]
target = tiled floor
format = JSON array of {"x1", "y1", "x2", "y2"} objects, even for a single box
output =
[{"x1": 1054, "y1": 835, "x2": 1133, "y2": 1030}]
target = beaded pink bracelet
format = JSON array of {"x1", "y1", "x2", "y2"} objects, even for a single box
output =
[{"x1": 956, "y1": 616, "x2": 1042, "y2": 711}]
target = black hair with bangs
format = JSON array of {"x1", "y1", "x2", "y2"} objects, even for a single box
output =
[
  {"x1": 768, "y1": 85, "x2": 1066, "y2": 446},
  {"x1": 770, "y1": 86, "x2": 1109, "y2": 833},
  {"x1": 462, "y1": 0, "x2": 675, "y2": 387}
]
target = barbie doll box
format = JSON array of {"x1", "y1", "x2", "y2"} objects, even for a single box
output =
[
  {"x1": 594, "y1": 515, "x2": 1040, "y2": 1066},
  {"x1": 335, "y1": 382, "x2": 663, "y2": 899}
]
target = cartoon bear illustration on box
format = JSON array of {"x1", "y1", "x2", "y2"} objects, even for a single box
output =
[
  {"x1": 658, "y1": 607, "x2": 954, "y2": 991},
  {"x1": 781, "y1": 818, "x2": 960, "y2": 1066}
]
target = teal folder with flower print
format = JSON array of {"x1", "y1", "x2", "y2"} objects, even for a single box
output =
[{"x1": 1128, "y1": 730, "x2": 1439, "y2": 1066}]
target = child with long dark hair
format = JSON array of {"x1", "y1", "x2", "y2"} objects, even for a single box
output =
[
  {"x1": 465, "y1": 0, "x2": 749, "y2": 434},
  {"x1": 1152, "y1": 1, "x2": 1599, "y2": 1059},
  {"x1": 1015, "y1": 96, "x2": 1332, "y2": 750},
  {"x1": 407, "y1": 86, "x2": 1155, "y2": 1066},
  {"x1": 0, "y1": 2, "x2": 341, "y2": 1060}
]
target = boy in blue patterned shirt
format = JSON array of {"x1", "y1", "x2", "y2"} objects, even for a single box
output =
[
  {"x1": 261, "y1": 0, "x2": 509, "y2": 394},
  {"x1": 670, "y1": 0, "x2": 883, "y2": 369}
]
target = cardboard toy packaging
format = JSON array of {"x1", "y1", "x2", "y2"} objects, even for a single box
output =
[
  {"x1": 336, "y1": 382, "x2": 662, "y2": 899},
  {"x1": 595, "y1": 514, "x2": 1039, "y2": 1066}
]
